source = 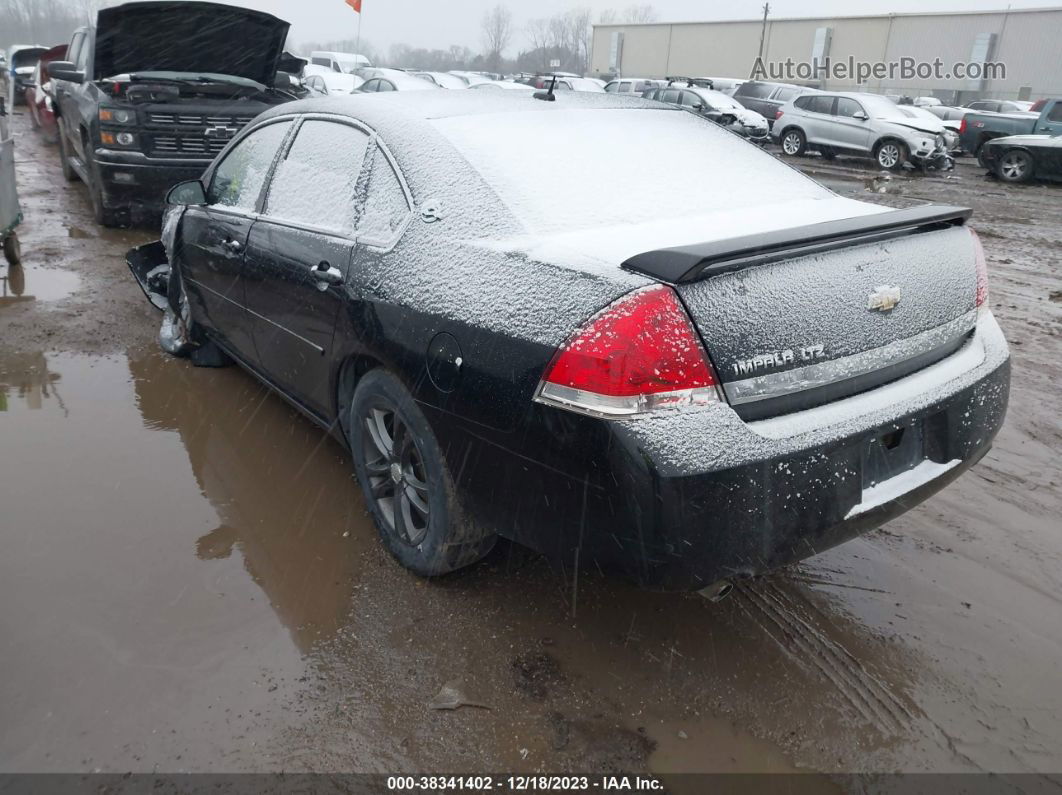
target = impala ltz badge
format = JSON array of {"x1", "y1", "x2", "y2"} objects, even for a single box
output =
[
  {"x1": 867, "y1": 285, "x2": 902, "y2": 312},
  {"x1": 731, "y1": 344, "x2": 826, "y2": 376}
]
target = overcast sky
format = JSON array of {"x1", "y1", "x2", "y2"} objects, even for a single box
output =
[{"x1": 207, "y1": 0, "x2": 1062, "y2": 53}]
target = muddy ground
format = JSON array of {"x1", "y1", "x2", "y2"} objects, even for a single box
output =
[{"x1": 1, "y1": 108, "x2": 1060, "y2": 788}]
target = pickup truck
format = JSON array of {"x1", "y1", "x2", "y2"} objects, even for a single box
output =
[
  {"x1": 959, "y1": 97, "x2": 1062, "y2": 161},
  {"x1": 48, "y1": 1, "x2": 295, "y2": 227}
]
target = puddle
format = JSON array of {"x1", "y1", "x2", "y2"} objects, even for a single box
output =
[{"x1": 0, "y1": 262, "x2": 81, "y2": 304}]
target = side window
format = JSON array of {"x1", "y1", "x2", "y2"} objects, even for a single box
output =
[
  {"x1": 807, "y1": 95, "x2": 834, "y2": 114},
  {"x1": 679, "y1": 91, "x2": 701, "y2": 108},
  {"x1": 835, "y1": 98, "x2": 864, "y2": 118},
  {"x1": 312, "y1": 56, "x2": 329, "y2": 67},
  {"x1": 739, "y1": 82, "x2": 773, "y2": 99},
  {"x1": 264, "y1": 120, "x2": 370, "y2": 234},
  {"x1": 1046, "y1": 103, "x2": 1062, "y2": 122},
  {"x1": 68, "y1": 33, "x2": 84, "y2": 70},
  {"x1": 659, "y1": 89, "x2": 680, "y2": 104},
  {"x1": 361, "y1": 79, "x2": 378, "y2": 92},
  {"x1": 376, "y1": 80, "x2": 395, "y2": 93},
  {"x1": 356, "y1": 147, "x2": 411, "y2": 243},
  {"x1": 604, "y1": 82, "x2": 618, "y2": 93},
  {"x1": 794, "y1": 96, "x2": 809, "y2": 110},
  {"x1": 75, "y1": 33, "x2": 90, "y2": 71},
  {"x1": 773, "y1": 87, "x2": 796, "y2": 102},
  {"x1": 207, "y1": 121, "x2": 292, "y2": 210}
]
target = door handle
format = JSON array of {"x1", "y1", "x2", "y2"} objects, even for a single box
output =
[
  {"x1": 310, "y1": 261, "x2": 343, "y2": 286},
  {"x1": 223, "y1": 238, "x2": 242, "y2": 252}
]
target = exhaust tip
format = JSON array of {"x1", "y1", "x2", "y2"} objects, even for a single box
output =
[{"x1": 698, "y1": 580, "x2": 734, "y2": 603}]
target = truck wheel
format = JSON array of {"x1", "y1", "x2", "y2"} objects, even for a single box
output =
[
  {"x1": 2, "y1": 233, "x2": 21, "y2": 266},
  {"x1": 875, "y1": 140, "x2": 907, "y2": 170},
  {"x1": 87, "y1": 160, "x2": 121, "y2": 228},
  {"x1": 57, "y1": 124, "x2": 78, "y2": 182},
  {"x1": 780, "y1": 128, "x2": 806, "y2": 156},
  {"x1": 349, "y1": 369, "x2": 496, "y2": 577},
  {"x1": 997, "y1": 149, "x2": 1034, "y2": 183}
]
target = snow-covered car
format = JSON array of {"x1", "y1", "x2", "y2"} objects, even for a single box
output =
[
  {"x1": 643, "y1": 83, "x2": 769, "y2": 142},
  {"x1": 469, "y1": 81, "x2": 534, "y2": 91},
  {"x1": 303, "y1": 72, "x2": 363, "y2": 96},
  {"x1": 410, "y1": 71, "x2": 467, "y2": 89},
  {"x1": 604, "y1": 77, "x2": 665, "y2": 95},
  {"x1": 358, "y1": 69, "x2": 438, "y2": 93},
  {"x1": 127, "y1": 91, "x2": 1009, "y2": 592},
  {"x1": 979, "y1": 133, "x2": 1062, "y2": 183},
  {"x1": 449, "y1": 71, "x2": 491, "y2": 86},
  {"x1": 774, "y1": 92, "x2": 952, "y2": 169}
]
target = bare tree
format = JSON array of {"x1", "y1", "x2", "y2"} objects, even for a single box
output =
[
  {"x1": 624, "y1": 4, "x2": 658, "y2": 23},
  {"x1": 524, "y1": 18, "x2": 551, "y2": 70},
  {"x1": 565, "y1": 8, "x2": 592, "y2": 75},
  {"x1": 598, "y1": 9, "x2": 619, "y2": 24},
  {"x1": 481, "y1": 4, "x2": 513, "y2": 71}
]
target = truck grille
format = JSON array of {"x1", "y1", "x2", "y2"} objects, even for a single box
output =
[
  {"x1": 151, "y1": 134, "x2": 229, "y2": 156},
  {"x1": 145, "y1": 113, "x2": 255, "y2": 158},
  {"x1": 147, "y1": 113, "x2": 256, "y2": 127}
]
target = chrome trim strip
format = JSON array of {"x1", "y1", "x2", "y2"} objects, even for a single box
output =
[
  {"x1": 185, "y1": 276, "x2": 325, "y2": 355},
  {"x1": 723, "y1": 310, "x2": 977, "y2": 406}
]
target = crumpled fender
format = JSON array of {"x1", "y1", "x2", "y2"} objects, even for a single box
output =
[{"x1": 126, "y1": 240, "x2": 171, "y2": 312}]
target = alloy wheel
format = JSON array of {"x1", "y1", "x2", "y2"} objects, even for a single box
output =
[
  {"x1": 999, "y1": 151, "x2": 1029, "y2": 181},
  {"x1": 782, "y1": 133, "x2": 802, "y2": 155},
  {"x1": 878, "y1": 144, "x2": 901, "y2": 168},
  {"x1": 361, "y1": 402, "x2": 431, "y2": 547}
]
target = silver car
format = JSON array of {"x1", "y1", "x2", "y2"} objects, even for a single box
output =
[{"x1": 773, "y1": 92, "x2": 951, "y2": 170}]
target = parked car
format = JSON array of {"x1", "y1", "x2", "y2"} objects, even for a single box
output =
[
  {"x1": 925, "y1": 105, "x2": 969, "y2": 123},
  {"x1": 410, "y1": 72, "x2": 467, "y2": 89},
  {"x1": 127, "y1": 91, "x2": 1009, "y2": 592},
  {"x1": 469, "y1": 81, "x2": 534, "y2": 91},
  {"x1": 643, "y1": 83, "x2": 769, "y2": 142},
  {"x1": 774, "y1": 92, "x2": 952, "y2": 170},
  {"x1": 448, "y1": 71, "x2": 491, "y2": 86},
  {"x1": 6, "y1": 44, "x2": 48, "y2": 108},
  {"x1": 733, "y1": 80, "x2": 818, "y2": 128},
  {"x1": 604, "y1": 77, "x2": 665, "y2": 95},
  {"x1": 25, "y1": 44, "x2": 68, "y2": 144},
  {"x1": 531, "y1": 75, "x2": 604, "y2": 92},
  {"x1": 963, "y1": 99, "x2": 1035, "y2": 114},
  {"x1": 979, "y1": 134, "x2": 1062, "y2": 183},
  {"x1": 358, "y1": 69, "x2": 439, "y2": 93},
  {"x1": 913, "y1": 96, "x2": 942, "y2": 107},
  {"x1": 900, "y1": 105, "x2": 961, "y2": 153},
  {"x1": 47, "y1": 1, "x2": 296, "y2": 227},
  {"x1": 309, "y1": 50, "x2": 372, "y2": 74},
  {"x1": 304, "y1": 72, "x2": 363, "y2": 96},
  {"x1": 959, "y1": 98, "x2": 1062, "y2": 162},
  {"x1": 701, "y1": 77, "x2": 746, "y2": 96}
]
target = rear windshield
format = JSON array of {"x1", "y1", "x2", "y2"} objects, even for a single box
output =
[
  {"x1": 433, "y1": 108, "x2": 828, "y2": 234},
  {"x1": 12, "y1": 48, "x2": 47, "y2": 68}
]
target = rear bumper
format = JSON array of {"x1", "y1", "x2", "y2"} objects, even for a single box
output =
[
  {"x1": 441, "y1": 310, "x2": 1009, "y2": 590},
  {"x1": 94, "y1": 150, "x2": 209, "y2": 214}
]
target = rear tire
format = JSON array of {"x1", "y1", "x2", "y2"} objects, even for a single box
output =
[
  {"x1": 820, "y1": 147, "x2": 837, "y2": 161},
  {"x1": 2, "y1": 233, "x2": 20, "y2": 266},
  {"x1": 996, "y1": 149, "x2": 1034, "y2": 183},
  {"x1": 875, "y1": 140, "x2": 908, "y2": 170},
  {"x1": 349, "y1": 369, "x2": 496, "y2": 577},
  {"x1": 780, "y1": 128, "x2": 807, "y2": 157}
]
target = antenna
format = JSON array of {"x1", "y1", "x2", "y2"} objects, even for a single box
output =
[{"x1": 534, "y1": 75, "x2": 557, "y2": 102}]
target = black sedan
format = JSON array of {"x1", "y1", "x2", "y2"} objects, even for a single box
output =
[
  {"x1": 129, "y1": 91, "x2": 1009, "y2": 592},
  {"x1": 980, "y1": 133, "x2": 1062, "y2": 183}
]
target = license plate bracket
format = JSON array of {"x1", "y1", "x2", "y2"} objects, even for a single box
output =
[{"x1": 862, "y1": 421, "x2": 925, "y2": 490}]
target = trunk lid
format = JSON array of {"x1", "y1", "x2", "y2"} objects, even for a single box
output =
[{"x1": 94, "y1": 1, "x2": 289, "y2": 86}]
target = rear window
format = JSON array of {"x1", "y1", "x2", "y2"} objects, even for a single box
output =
[
  {"x1": 433, "y1": 108, "x2": 828, "y2": 234},
  {"x1": 737, "y1": 82, "x2": 773, "y2": 99}
]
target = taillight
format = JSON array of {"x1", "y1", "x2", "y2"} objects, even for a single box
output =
[
  {"x1": 775, "y1": 109, "x2": 784, "y2": 120},
  {"x1": 959, "y1": 117, "x2": 967, "y2": 134},
  {"x1": 970, "y1": 228, "x2": 988, "y2": 308},
  {"x1": 535, "y1": 285, "x2": 721, "y2": 418}
]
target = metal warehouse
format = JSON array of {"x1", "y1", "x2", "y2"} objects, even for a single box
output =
[{"x1": 591, "y1": 6, "x2": 1062, "y2": 101}]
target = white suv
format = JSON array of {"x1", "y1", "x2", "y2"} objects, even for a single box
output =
[{"x1": 773, "y1": 92, "x2": 952, "y2": 170}]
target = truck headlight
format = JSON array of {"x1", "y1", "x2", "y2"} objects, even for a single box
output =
[
  {"x1": 99, "y1": 107, "x2": 135, "y2": 125},
  {"x1": 100, "y1": 131, "x2": 138, "y2": 148}
]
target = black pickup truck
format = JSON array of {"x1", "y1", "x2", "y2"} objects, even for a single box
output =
[
  {"x1": 48, "y1": 1, "x2": 295, "y2": 226},
  {"x1": 959, "y1": 98, "x2": 1062, "y2": 162}
]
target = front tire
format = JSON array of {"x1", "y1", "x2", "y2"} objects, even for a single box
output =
[
  {"x1": 349, "y1": 369, "x2": 495, "y2": 577},
  {"x1": 780, "y1": 128, "x2": 807, "y2": 157},
  {"x1": 57, "y1": 123, "x2": 78, "y2": 182},
  {"x1": 875, "y1": 140, "x2": 908, "y2": 170},
  {"x1": 996, "y1": 149, "x2": 1034, "y2": 183}
]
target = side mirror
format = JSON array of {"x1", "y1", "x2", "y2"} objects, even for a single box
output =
[
  {"x1": 853, "y1": 111, "x2": 869, "y2": 121},
  {"x1": 47, "y1": 61, "x2": 84, "y2": 83},
  {"x1": 166, "y1": 179, "x2": 207, "y2": 206}
]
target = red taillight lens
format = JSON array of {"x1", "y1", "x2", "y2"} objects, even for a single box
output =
[
  {"x1": 970, "y1": 228, "x2": 988, "y2": 308},
  {"x1": 536, "y1": 285, "x2": 721, "y2": 417},
  {"x1": 775, "y1": 109, "x2": 784, "y2": 120},
  {"x1": 959, "y1": 117, "x2": 967, "y2": 134}
]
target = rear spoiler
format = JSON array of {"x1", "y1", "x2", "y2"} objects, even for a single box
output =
[{"x1": 621, "y1": 205, "x2": 972, "y2": 284}]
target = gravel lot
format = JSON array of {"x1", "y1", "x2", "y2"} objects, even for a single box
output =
[{"x1": 1, "y1": 109, "x2": 1060, "y2": 784}]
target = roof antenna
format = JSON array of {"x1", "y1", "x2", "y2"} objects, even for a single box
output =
[{"x1": 534, "y1": 75, "x2": 557, "y2": 102}]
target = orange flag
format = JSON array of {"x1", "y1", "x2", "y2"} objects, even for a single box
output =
[{"x1": 345, "y1": 0, "x2": 362, "y2": 12}]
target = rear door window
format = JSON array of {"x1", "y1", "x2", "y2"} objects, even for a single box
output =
[
  {"x1": 773, "y1": 87, "x2": 797, "y2": 102},
  {"x1": 835, "y1": 98, "x2": 864, "y2": 117},
  {"x1": 806, "y1": 95, "x2": 834, "y2": 114},
  {"x1": 1046, "y1": 103, "x2": 1062, "y2": 122},
  {"x1": 264, "y1": 120, "x2": 371, "y2": 234},
  {"x1": 659, "y1": 89, "x2": 680, "y2": 104},
  {"x1": 207, "y1": 120, "x2": 293, "y2": 210},
  {"x1": 355, "y1": 148, "x2": 411, "y2": 245},
  {"x1": 738, "y1": 82, "x2": 773, "y2": 99}
]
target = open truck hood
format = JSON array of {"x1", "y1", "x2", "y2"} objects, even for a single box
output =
[{"x1": 94, "y1": 1, "x2": 289, "y2": 86}]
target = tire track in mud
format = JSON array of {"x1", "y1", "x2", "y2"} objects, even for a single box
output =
[{"x1": 734, "y1": 579, "x2": 914, "y2": 737}]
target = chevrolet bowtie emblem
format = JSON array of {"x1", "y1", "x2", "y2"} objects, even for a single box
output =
[{"x1": 867, "y1": 285, "x2": 901, "y2": 312}]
